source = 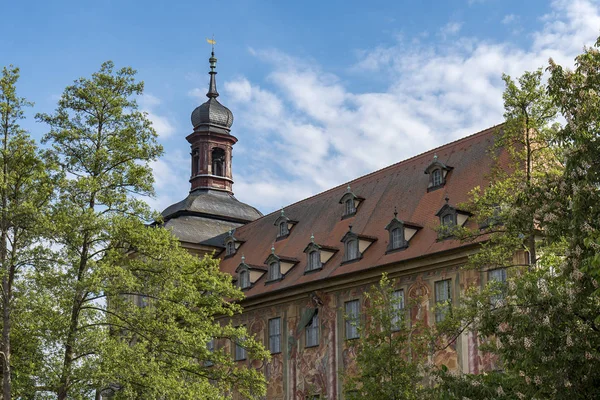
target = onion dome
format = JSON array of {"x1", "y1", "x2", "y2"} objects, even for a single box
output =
[{"x1": 191, "y1": 51, "x2": 234, "y2": 129}]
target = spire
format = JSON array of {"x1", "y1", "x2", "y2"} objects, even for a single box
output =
[{"x1": 207, "y1": 50, "x2": 219, "y2": 99}]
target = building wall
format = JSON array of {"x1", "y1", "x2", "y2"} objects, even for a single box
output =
[{"x1": 223, "y1": 251, "x2": 504, "y2": 400}]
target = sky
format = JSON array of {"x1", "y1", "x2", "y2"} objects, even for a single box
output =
[{"x1": 2, "y1": 0, "x2": 600, "y2": 214}]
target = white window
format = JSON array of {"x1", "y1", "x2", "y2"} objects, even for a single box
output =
[
  {"x1": 391, "y1": 228, "x2": 403, "y2": 249},
  {"x1": 345, "y1": 239, "x2": 359, "y2": 261},
  {"x1": 488, "y1": 268, "x2": 507, "y2": 305},
  {"x1": 435, "y1": 280, "x2": 452, "y2": 323},
  {"x1": 345, "y1": 300, "x2": 360, "y2": 339},
  {"x1": 308, "y1": 250, "x2": 321, "y2": 271},
  {"x1": 432, "y1": 169, "x2": 442, "y2": 186},
  {"x1": 345, "y1": 198, "x2": 355, "y2": 215},
  {"x1": 269, "y1": 318, "x2": 281, "y2": 354},
  {"x1": 269, "y1": 262, "x2": 281, "y2": 281},
  {"x1": 306, "y1": 312, "x2": 319, "y2": 347},
  {"x1": 391, "y1": 289, "x2": 405, "y2": 330},
  {"x1": 239, "y1": 270, "x2": 250, "y2": 289}
]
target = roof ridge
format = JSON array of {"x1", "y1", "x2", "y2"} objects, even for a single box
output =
[{"x1": 244, "y1": 123, "x2": 503, "y2": 223}]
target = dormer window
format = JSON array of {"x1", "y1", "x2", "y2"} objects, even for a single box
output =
[
  {"x1": 223, "y1": 230, "x2": 243, "y2": 257},
  {"x1": 268, "y1": 261, "x2": 282, "y2": 281},
  {"x1": 303, "y1": 235, "x2": 337, "y2": 273},
  {"x1": 339, "y1": 185, "x2": 364, "y2": 219},
  {"x1": 340, "y1": 225, "x2": 376, "y2": 264},
  {"x1": 384, "y1": 208, "x2": 422, "y2": 253},
  {"x1": 274, "y1": 209, "x2": 297, "y2": 240},
  {"x1": 424, "y1": 154, "x2": 453, "y2": 192},
  {"x1": 345, "y1": 239, "x2": 359, "y2": 261},
  {"x1": 264, "y1": 249, "x2": 299, "y2": 283},
  {"x1": 436, "y1": 197, "x2": 471, "y2": 238},
  {"x1": 239, "y1": 270, "x2": 250, "y2": 289}
]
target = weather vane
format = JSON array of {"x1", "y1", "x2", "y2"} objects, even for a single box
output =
[{"x1": 206, "y1": 35, "x2": 216, "y2": 52}]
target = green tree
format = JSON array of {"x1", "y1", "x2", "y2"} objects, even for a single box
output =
[
  {"x1": 344, "y1": 273, "x2": 430, "y2": 400},
  {"x1": 34, "y1": 61, "x2": 268, "y2": 399},
  {"x1": 0, "y1": 65, "x2": 54, "y2": 399},
  {"x1": 434, "y1": 45, "x2": 600, "y2": 399}
]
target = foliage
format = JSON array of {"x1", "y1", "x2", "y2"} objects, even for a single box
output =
[
  {"x1": 344, "y1": 273, "x2": 430, "y2": 400},
  {"x1": 29, "y1": 61, "x2": 268, "y2": 399},
  {"x1": 433, "y1": 40, "x2": 600, "y2": 399},
  {"x1": 0, "y1": 65, "x2": 55, "y2": 399}
]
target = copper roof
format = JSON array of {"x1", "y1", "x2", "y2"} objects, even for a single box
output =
[{"x1": 219, "y1": 124, "x2": 507, "y2": 298}]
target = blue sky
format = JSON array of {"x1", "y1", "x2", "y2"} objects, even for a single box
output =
[{"x1": 2, "y1": 0, "x2": 600, "y2": 214}]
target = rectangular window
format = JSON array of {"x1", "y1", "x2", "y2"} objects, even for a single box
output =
[
  {"x1": 269, "y1": 317, "x2": 281, "y2": 354},
  {"x1": 205, "y1": 339, "x2": 214, "y2": 367},
  {"x1": 345, "y1": 300, "x2": 360, "y2": 339},
  {"x1": 488, "y1": 268, "x2": 507, "y2": 305},
  {"x1": 435, "y1": 279, "x2": 452, "y2": 323},
  {"x1": 235, "y1": 326, "x2": 247, "y2": 361},
  {"x1": 305, "y1": 311, "x2": 319, "y2": 347},
  {"x1": 391, "y1": 228, "x2": 403, "y2": 249},
  {"x1": 308, "y1": 250, "x2": 321, "y2": 271},
  {"x1": 345, "y1": 240, "x2": 359, "y2": 261},
  {"x1": 391, "y1": 289, "x2": 405, "y2": 330},
  {"x1": 269, "y1": 262, "x2": 281, "y2": 281}
]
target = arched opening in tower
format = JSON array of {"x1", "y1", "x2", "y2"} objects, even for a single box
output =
[{"x1": 212, "y1": 148, "x2": 226, "y2": 177}]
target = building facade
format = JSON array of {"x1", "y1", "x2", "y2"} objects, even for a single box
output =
[{"x1": 162, "y1": 52, "x2": 511, "y2": 399}]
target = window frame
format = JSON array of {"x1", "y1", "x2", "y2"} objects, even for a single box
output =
[
  {"x1": 488, "y1": 268, "x2": 507, "y2": 305},
  {"x1": 391, "y1": 289, "x2": 405, "y2": 331},
  {"x1": 307, "y1": 250, "x2": 321, "y2": 271},
  {"x1": 234, "y1": 327, "x2": 247, "y2": 361},
  {"x1": 344, "y1": 299, "x2": 360, "y2": 340},
  {"x1": 226, "y1": 240, "x2": 236, "y2": 256},
  {"x1": 305, "y1": 311, "x2": 319, "y2": 348},
  {"x1": 435, "y1": 279, "x2": 452, "y2": 323},
  {"x1": 344, "y1": 239, "x2": 359, "y2": 262},
  {"x1": 268, "y1": 317, "x2": 281, "y2": 354},
  {"x1": 268, "y1": 261, "x2": 282, "y2": 282},
  {"x1": 431, "y1": 168, "x2": 443, "y2": 187},
  {"x1": 279, "y1": 221, "x2": 288, "y2": 237},
  {"x1": 239, "y1": 270, "x2": 250, "y2": 289}
]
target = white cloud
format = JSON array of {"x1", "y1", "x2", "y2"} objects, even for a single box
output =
[
  {"x1": 440, "y1": 22, "x2": 463, "y2": 39},
  {"x1": 139, "y1": 94, "x2": 176, "y2": 138},
  {"x1": 502, "y1": 14, "x2": 518, "y2": 24},
  {"x1": 154, "y1": 0, "x2": 600, "y2": 214}
]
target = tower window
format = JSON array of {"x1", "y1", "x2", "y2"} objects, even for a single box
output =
[
  {"x1": 211, "y1": 147, "x2": 225, "y2": 177},
  {"x1": 239, "y1": 270, "x2": 250, "y2": 289},
  {"x1": 268, "y1": 261, "x2": 282, "y2": 281},
  {"x1": 344, "y1": 239, "x2": 359, "y2": 261},
  {"x1": 192, "y1": 148, "x2": 199, "y2": 176},
  {"x1": 307, "y1": 250, "x2": 321, "y2": 271}
]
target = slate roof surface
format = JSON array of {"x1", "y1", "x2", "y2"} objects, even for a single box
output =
[
  {"x1": 219, "y1": 124, "x2": 507, "y2": 298},
  {"x1": 163, "y1": 215, "x2": 242, "y2": 246},
  {"x1": 162, "y1": 189, "x2": 263, "y2": 224}
]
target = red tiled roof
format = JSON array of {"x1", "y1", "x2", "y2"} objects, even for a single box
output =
[{"x1": 220, "y1": 124, "x2": 507, "y2": 298}]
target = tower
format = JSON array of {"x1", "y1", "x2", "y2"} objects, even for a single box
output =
[{"x1": 188, "y1": 50, "x2": 236, "y2": 193}]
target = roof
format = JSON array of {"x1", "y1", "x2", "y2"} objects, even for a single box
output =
[
  {"x1": 163, "y1": 215, "x2": 242, "y2": 246},
  {"x1": 162, "y1": 189, "x2": 263, "y2": 224},
  {"x1": 219, "y1": 124, "x2": 508, "y2": 298}
]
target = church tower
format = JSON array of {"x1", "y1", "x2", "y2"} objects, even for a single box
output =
[
  {"x1": 160, "y1": 50, "x2": 262, "y2": 254},
  {"x1": 188, "y1": 50, "x2": 236, "y2": 193}
]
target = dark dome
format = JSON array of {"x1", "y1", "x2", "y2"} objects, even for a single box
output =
[{"x1": 191, "y1": 98, "x2": 234, "y2": 129}]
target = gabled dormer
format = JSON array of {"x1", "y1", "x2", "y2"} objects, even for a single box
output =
[
  {"x1": 264, "y1": 247, "x2": 299, "y2": 283},
  {"x1": 384, "y1": 208, "x2": 423, "y2": 253},
  {"x1": 424, "y1": 154, "x2": 453, "y2": 192},
  {"x1": 224, "y1": 229, "x2": 244, "y2": 258},
  {"x1": 339, "y1": 185, "x2": 364, "y2": 219},
  {"x1": 340, "y1": 225, "x2": 377, "y2": 264},
  {"x1": 235, "y1": 255, "x2": 267, "y2": 290},
  {"x1": 436, "y1": 197, "x2": 471, "y2": 238},
  {"x1": 274, "y1": 208, "x2": 298, "y2": 240},
  {"x1": 303, "y1": 234, "x2": 338, "y2": 273}
]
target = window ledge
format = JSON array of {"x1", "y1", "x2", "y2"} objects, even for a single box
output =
[
  {"x1": 427, "y1": 184, "x2": 444, "y2": 193},
  {"x1": 223, "y1": 253, "x2": 236, "y2": 259},
  {"x1": 341, "y1": 211, "x2": 356, "y2": 220},
  {"x1": 275, "y1": 233, "x2": 290, "y2": 241},
  {"x1": 265, "y1": 277, "x2": 284, "y2": 285},
  {"x1": 385, "y1": 245, "x2": 408, "y2": 255},
  {"x1": 341, "y1": 257, "x2": 361, "y2": 266},
  {"x1": 305, "y1": 343, "x2": 320, "y2": 349}
]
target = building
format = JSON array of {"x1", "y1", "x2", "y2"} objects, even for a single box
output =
[{"x1": 161, "y1": 52, "x2": 511, "y2": 399}]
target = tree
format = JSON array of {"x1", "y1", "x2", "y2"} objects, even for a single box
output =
[
  {"x1": 433, "y1": 44, "x2": 600, "y2": 399},
  {"x1": 344, "y1": 273, "x2": 430, "y2": 400},
  {"x1": 34, "y1": 61, "x2": 268, "y2": 399},
  {"x1": 0, "y1": 65, "x2": 54, "y2": 399}
]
